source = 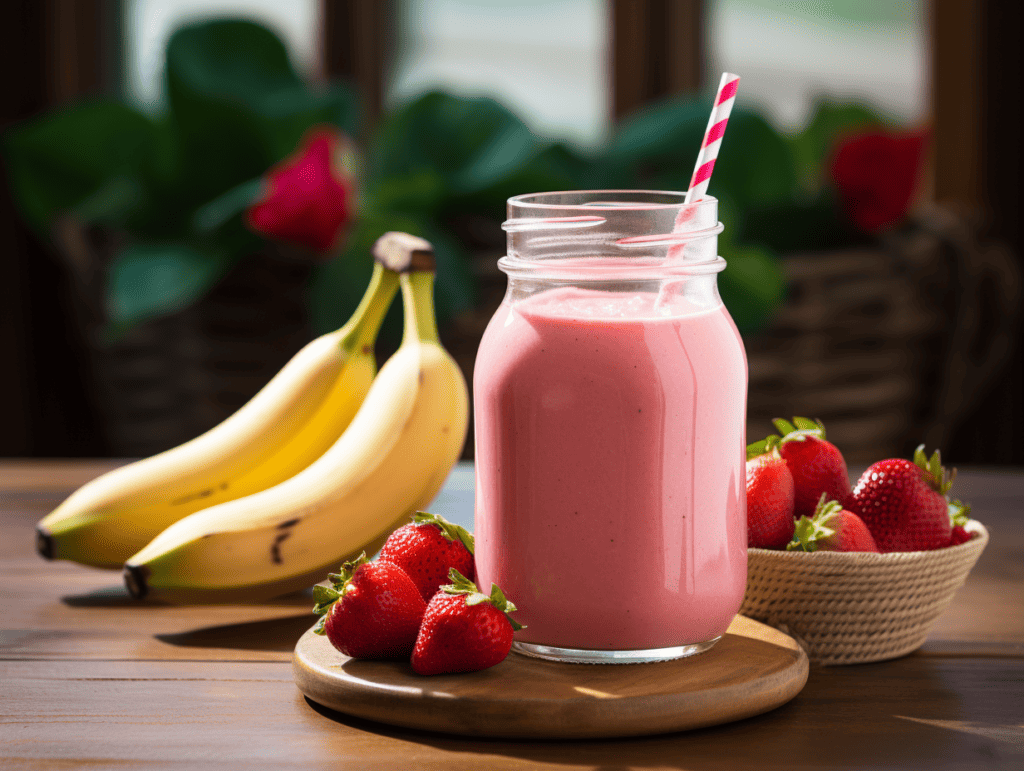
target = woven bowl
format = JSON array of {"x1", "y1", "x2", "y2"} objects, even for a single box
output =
[{"x1": 739, "y1": 521, "x2": 988, "y2": 665}]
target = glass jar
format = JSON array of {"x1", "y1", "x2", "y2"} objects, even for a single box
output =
[{"x1": 473, "y1": 191, "x2": 748, "y2": 664}]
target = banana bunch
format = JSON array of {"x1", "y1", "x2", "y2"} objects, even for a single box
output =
[{"x1": 38, "y1": 232, "x2": 469, "y2": 604}]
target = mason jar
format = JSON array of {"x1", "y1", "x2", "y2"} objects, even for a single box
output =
[{"x1": 473, "y1": 190, "x2": 748, "y2": 664}]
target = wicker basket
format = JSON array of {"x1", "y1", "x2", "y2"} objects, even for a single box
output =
[
  {"x1": 739, "y1": 522, "x2": 988, "y2": 665},
  {"x1": 53, "y1": 223, "x2": 313, "y2": 457},
  {"x1": 745, "y1": 208, "x2": 1020, "y2": 464}
]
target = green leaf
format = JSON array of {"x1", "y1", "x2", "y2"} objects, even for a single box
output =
[
  {"x1": 164, "y1": 19, "x2": 330, "y2": 206},
  {"x1": 598, "y1": 97, "x2": 798, "y2": 209},
  {"x1": 746, "y1": 434, "x2": 781, "y2": 460},
  {"x1": 312, "y1": 584, "x2": 339, "y2": 607},
  {"x1": 192, "y1": 178, "x2": 264, "y2": 234},
  {"x1": 256, "y1": 83, "x2": 360, "y2": 160},
  {"x1": 789, "y1": 100, "x2": 893, "y2": 191},
  {"x1": 451, "y1": 142, "x2": 592, "y2": 217},
  {"x1": 2, "y1": 101, "x2": 156, "y2": 232},
  {"x1": 364, "y1": 171, "x2": 449, "y2": 219},
  {"x1": 773, "y1": 418, "x2": 797, "y2": 436},
  {"x1": 720, "y1": 242, "x2": 786, "y2": 333},
  {"x1": 367, "y1": 91, "x2": 538, "y2": 197},
  {"x1": 739, "y1": 191, "x2": 866, "y2": 254},
  {"x1": 104, "y1": 244, "x2": 234, "y2": 337},
  {"x1": 308, "y1": 213, "x2": 475, "y2": 340},
  {"x1": 793, "y1": 417, "x2": 823, "y2": 433},
  {"x1": 308, "y1": 214, "x2": 414, "y2": 339},
  {"x1": 948, "y1": 500, "x2": 971, "y2": 526}
]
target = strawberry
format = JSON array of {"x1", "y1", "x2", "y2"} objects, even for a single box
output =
[
  {"x1": 312, "y1": 552, "x2": 426, "y2": 659},
  {"x1": 745, "y1": 438, "x2": 796, "y2": 549},
  {"x1": 850, "y1": 445, "x2": 955, "y2": 552},
  {"x1": 761, "y1": 418, "x2": 854, "y2": 518},
  {"x1": 378, "y1": 511, "x2": 476, "y2": 602},
  {"x1": 788, "y1": 493, "x2": 879, "y2": 552},
  {"x1": 948, "y1": 500, "x2": 973, "y2": 546},
  {"x1": 411, "y1": 569, "x2": 523, "y2": 676},
  {"x1": 949, "y1": 526, "x2": 972, "y2": 546}
]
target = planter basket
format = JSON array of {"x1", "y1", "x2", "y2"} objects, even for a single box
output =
[
  {"x1": 745, "y1": 207, "x2": 1020, "y2": 464},
  {"x1": 54, "y1": 224, "x2": 313, "y2": 457},
  {"x1": 740, "y1": 522, "x2": 988, "y2": 665}
]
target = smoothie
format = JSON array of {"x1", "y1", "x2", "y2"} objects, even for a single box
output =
[{"x1": 474, "y1": 285, "x2": 747, "y2": 651}]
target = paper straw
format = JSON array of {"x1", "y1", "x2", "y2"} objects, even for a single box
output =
[
  {"x1": 684, "y1": 72, "x2": 741, "y2": 205},
  {"x1": 660, "y1": 72, "x2": 740, "y2": 274}
]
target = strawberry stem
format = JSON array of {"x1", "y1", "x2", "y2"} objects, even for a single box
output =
[
  {"x1": 441, "y1": 568, "x2": 524, "y2": 631},
  {"x1": 786, "y1": 493, "x2": 840, "y2": 552},
  {"x1": 912, "y1": 444, "x2": 956, "y2": 495},
  {"x1": 311, "y1": 551, "x2": 370, "y2": 634}
]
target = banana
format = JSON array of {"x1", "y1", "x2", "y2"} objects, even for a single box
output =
[
  {"x1": 37, "y1": 260, "x2": 401, "y2": 568},
  {"x1": 123, "y1": 233, "x2": 469, "y2": 604}
]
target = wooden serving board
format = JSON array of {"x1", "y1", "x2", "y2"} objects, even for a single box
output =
[{"x1": 292, "y1": 615, "x2": 808, "y2": 739}]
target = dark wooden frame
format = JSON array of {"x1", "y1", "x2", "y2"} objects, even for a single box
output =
[{"x1": 611, "y1": 0, "x2": 704, "y2": 119}]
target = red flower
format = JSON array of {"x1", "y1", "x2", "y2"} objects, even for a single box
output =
[
  {"x1": 829, "y1": 130, "x2": 928, "y2": 234},
  {"x1": 247, "y1": 127, "x2": 355, "y2": 256}
]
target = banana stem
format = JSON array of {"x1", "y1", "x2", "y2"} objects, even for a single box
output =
[
  {"x1": 339, "y1": 262, "x2": 401, "y2": 352},
  {"x1": 401, "y1": 271, "x2": 440, "y2": 345}
]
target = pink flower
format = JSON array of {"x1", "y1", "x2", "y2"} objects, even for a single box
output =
[
  {"x1": 247, "y1": 127, "x2": 355, "y2": 256},
  {"x1": 830, "y1": 130, "x2": 928, "y2": 234}
]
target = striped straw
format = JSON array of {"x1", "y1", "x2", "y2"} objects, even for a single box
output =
[
  {"x1": 661, "y1": 72, "x2": 740, "y2": 270},
  {"x1": 684, "y1": 72, "x2": 741, "y2": 205}
]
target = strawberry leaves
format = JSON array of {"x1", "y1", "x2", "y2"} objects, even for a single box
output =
[
  {"x1": 913, "y1": 444, "x2": 956, "y2": 495},
  {"x1": 773, "y1": 416, "x2": 826, "y2": 442},
  {"x1": 748, "y1": 417, "x2": 827, "y2": 460},
  {"x1": 312, "y1": 551, "x2": 370, "y2": 634},
  {"x1": 441, "y1": 568, "x2": 524, "y2": 631},
  {"x1": 948, "y1": 500, "x2": 971, "y2": 527},
  {"x1": 411, "y1": 511, "x2": 475, "y2": 554},
  {"x1": 746, "y1": 433, "x2": 781, "y2": 461},
  {"x1": 788, "y1": 493, "x2": 841, "y2": 552}
]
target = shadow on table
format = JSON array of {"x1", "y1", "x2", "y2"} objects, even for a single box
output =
[
  {"x1": 62, "y1": 585, "x2": 160, "y2": 608},
  {"x1": 62, "y1": 586, "x2": 312, "y2": 609},
  {"x1": 156, "y1": 613, "x2": 315, "y2": 652},
  {"x1": 300, "y1": 655, "x2": 1023, "y2": 770}
]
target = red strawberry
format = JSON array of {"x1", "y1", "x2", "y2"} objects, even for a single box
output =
[
  {"x1": 788, "y1": 493, "x2": 879, "y2": 552},
  {"x1": 378, "y1": 511, "x2": 476, "y2": 601},
  {"x1": 312, "y1": 552, "x2": 426, "y2": 659},
  {"x1": 949, "y1": 526, "x2": 972, "y2": 546},
  {"x1": 850, "y1": 445, "x2": 955, "y2": 552},
  {"x1": 411, "y1": 569, "x2": 523, "y2": 676},
  {"x1": 948, "y1": 500, "x2": 973, "y2": 546},
  {"x1": 745, "y1": 439, "x2": 796, "y2": 549},
  {"x1": 757, "y1": 417, "x2": 853, "y2": 518}
]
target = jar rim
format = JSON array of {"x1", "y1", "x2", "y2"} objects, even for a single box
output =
[
  {"x1": 497, "y1": 255, "x2": 727, "y2": 278},
  {"x1": 507, "y1": 190, "x2": 718, "y2": 211}
]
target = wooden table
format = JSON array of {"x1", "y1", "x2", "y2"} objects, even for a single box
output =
[{"x1": 3, "y1": 461, "x2": 1023, "y2": 770}]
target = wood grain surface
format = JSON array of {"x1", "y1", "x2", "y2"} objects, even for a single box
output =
[{"x1": 2, "y1": 461, "x2": 1023, "y2": 769}]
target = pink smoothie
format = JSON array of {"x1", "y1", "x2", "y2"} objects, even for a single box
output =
[{"x1": 473, "y1": 286, "x2": 748, "y2": 650}]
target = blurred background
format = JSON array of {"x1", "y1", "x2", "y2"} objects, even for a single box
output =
[{"x1": 0, "y1": 0, "x2": 1020, "y2": 465}]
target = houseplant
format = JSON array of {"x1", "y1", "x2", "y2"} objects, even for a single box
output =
[{"x1": 7, "y1": 17, "x2": 962, "y2": 460}]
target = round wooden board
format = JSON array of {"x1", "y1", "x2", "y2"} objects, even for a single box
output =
[{"x1": 293, "y1": 615, "x2": 808, "y2": 739}]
